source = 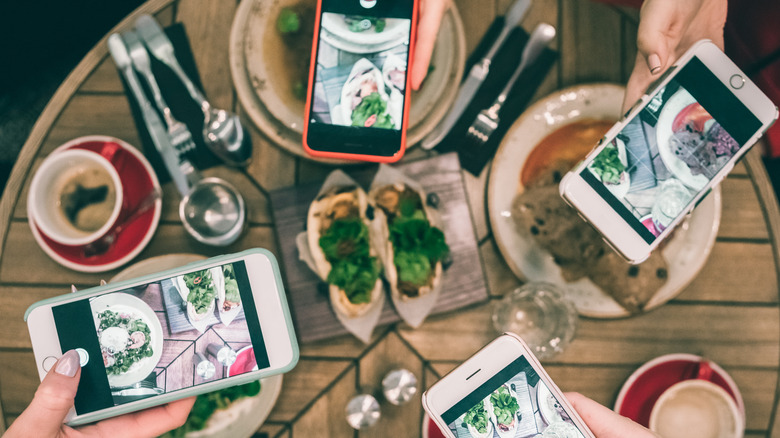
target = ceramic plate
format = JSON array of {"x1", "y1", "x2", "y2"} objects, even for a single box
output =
[
  {"x1": 111, "y1": 255, "x2": 284, "y2": 438},
  {"x1": 90, "y1": 292, "x2": 164, "y2": 388},
  {"x1": 29, "y1": 136, "x2": 162, "y2": 273},
  {"x1": 487, "y1": 84, "x2": 721, "y2": 318},
  {"x1": 614, "y1": 353, "x2": 745, "y2": 428},
  {"x1": 229, "y1": 0, "x2": 466, "y2": 162},
  {"x1": 655, "y1": 90, "x2": 710, "y2": 191}
]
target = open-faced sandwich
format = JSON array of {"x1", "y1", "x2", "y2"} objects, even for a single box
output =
[
  {"x1": 371, "y1": 183, "x2": 448, "y2": 302},
  {"x1": 489, "y1": 385, "x2": 520, "y2": 438},
  {"x1": 183, "y1": 269, "x2": 216, "y2": 322},
  {"x1": 216, "y1": 264, "x2": 242, "y2": 325},
  {"x1": 307, "y1": 185, "x2": 383, "y2": 318},
  {"x1": 462, "y1": 399, "x2": 493, "y2": 438}
]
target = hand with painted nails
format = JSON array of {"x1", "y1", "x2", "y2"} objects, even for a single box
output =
[
  {"x1": 565, "y1": 392, "x2": 660, "y2": 438},
  {"x1": 623, "y1": 0, "x2": 727, "y2": 111},
  {"x1": 5, "y1": 350, "x2": 194, "y2": 438},
  {"x1": 410, "y1": 0, "x2": 450, "y2": 90}
]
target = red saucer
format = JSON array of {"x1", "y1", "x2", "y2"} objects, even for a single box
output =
[
  {"x1": 614, "y1": 353, "x2": 745, "y2": 428},
  {"x1": 422, "y1": 413, "x2": 448, "y2": 438},
  {"x1": 28, "y1": 136, "x2": 162, "y2": 273},
  {"x1": 229, "y1": 346, "x2": 258, "y2": 377}
]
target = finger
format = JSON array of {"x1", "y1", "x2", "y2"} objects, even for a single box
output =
[
  {"x1": 565, "y1": 392, "x2": 659, "y2": 438},
  {"x1": 636, "y1": 0, "x2": 687, "y2": 74},
  {"x1": 84, "y1": 396, "x2": 196, "y2": 438},
  {"x1": 6, "y1": 350, "x2": 81, "y2": 437},
  {"x1": 411, "y1": 0, "x2": 448, "y2": 90},
  {"x1": 622, "y1": 52, "x2": 655, "y2": 113}
]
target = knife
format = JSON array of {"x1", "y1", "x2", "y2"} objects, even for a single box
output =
[
  {"x1": 420, "y1": 0, "x2": 532, "y2": 150},
  {"x1": 107, "y1": 33, "x2": 191, "y2": 196}
]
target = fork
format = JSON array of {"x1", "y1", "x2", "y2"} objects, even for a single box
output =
[
  {"x1": 465, "y1": 23, "x2": 557, "y2": 145},
  {"x1": 122, "y1": 31, "x2": 199, "y2": 177}
]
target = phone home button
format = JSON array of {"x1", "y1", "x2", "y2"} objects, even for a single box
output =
[
  {"x1": 42, "y1": 356, "x2": 58, "y2": 372},
  {"x1": 729, "y1": 74, "x2": 745, "y2": 89}
]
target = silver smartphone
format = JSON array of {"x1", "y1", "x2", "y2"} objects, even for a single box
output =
[
  {"x1": 25, "y1": 249, "x2": 298, "y2": 426},
  {"x1": 422, "y1": 333, "x2": 595, "y2": 438},
  {"x1": 560, "y1": 40, "x2": 778, "y2": 263}
]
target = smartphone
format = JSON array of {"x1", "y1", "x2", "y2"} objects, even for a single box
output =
[
  {"x1": 25, "y1": 248, "x2": 299, "y2": 426},
  {"x1": 560, "y1": 40, "x2": 778, "y2": 263},
  {"x1": 422, "y1": 333, "x2": 595, "y2": 438},
  {"x1": 302, "y1": 0, "x2": 418, "y2": 163}
]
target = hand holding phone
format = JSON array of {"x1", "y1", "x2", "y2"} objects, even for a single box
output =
[
  {"x1": 423, "y1": 333, "x2": 595, "y2": 438},
  {"x1": 560, "y1": 40, "x2": 778, "y2": 263},
  {"x1": 25, "y1": 249, "x2": 298, "y2": 426},
  {"x1": 303, "y1": 0, "x2": 418, "y2": 162}
]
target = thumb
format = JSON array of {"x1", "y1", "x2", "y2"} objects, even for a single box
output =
[{"x1": 8, "y1": 350, "x2": 81, "y2": 437}]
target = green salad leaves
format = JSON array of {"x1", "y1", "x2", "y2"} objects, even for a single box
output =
[
  {"x1": 160, "y1": 380, "x2": 262, "y2": 437},
  {"x1": 97, "y1": 310, "x2": 153, "y2": 375},
  {"x1": 388, "y1": 195, "x2": 449, "y2": 288},
  {"x1": 490, "y1": 386, "x2": 519, "y2": 426},
  {"x1": 319, "y1": 217, "x2": 380, "y2": 304},
  {"x1": 184, "y1": 270, "x2": 215, "y2": 314},
  {"x1": 222, "y1": 264, "x2": 241, "y2": 306},
  {"x1": 589, "y1": 145, "x2": 625, "y2": 185},
  {"x1": 463, "y1": 400, "x2": 490, "y2": 434},
  {"x1": 351, "y1": 92, "x2": 394, "y2": 129}
]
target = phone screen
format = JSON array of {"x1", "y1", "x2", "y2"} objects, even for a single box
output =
[
  {"x1": 306, "y1": 0, "x2": 414, "y2": 156},
  {"x1": 580, "y1": 57, "x2": 762, "y2": 244},
  {"x1": 50, "y1": 261, "x2": 270, "y2": 415},
  {"x1": 441, "y1": 356, "x2": 587, "y2": 437}
]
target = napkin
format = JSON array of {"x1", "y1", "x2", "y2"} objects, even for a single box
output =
[
  {"x1": 116, "y1": 23, "x2": 221, "y2": 185},
  {"x1": 434, "y1": 20, "x2": 558, "y2": 176}
]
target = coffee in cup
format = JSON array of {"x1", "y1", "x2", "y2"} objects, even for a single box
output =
[
  {"x1": 29, "y1": 148, "x2": 124, "y2": 246},
  {"x1": 649, "y1": 379, "x2": 743, "y2": 438}
]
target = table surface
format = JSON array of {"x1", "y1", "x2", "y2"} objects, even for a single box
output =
[{"x1": 2, "y1": 0, "x2": 780, "y2": 437}]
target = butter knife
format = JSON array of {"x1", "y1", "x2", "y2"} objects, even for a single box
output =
[
  {"x1": 108, "y1": 33, "x2": 191, "y2": 196},
  {"x1": 420, "y1": 0, "x2": 532, "y2": 150}
]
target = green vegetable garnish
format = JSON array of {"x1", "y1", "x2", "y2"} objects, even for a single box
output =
[
  {"x1": 97, "y1": 310, "x2": 153, "y2": 375},
  {"x1": 490, "y1": 386, "x2": 519, "y2": 426},
  {"x1": 589, "y1": 145, "x2": 625, "y2": 185},
  {"x1": 463, "y1": 400, "x2": 490, "y2": 433},
  {"x1": 319, "y1": 217, "x2": 380, "y2": 304},
  {"x1": 160, "y1": 381, "x2": 262, "y2": 437},
  {"x1": 277, "y1": 8, "x2": 300, "y2": 34},
  {"x1": 351, "y1": 92, "x2": 394, "y2": 129},
  {"x1": 184, "y1": 269, "x2": 215, "y2": 314},
  {"x1": 345, "y1": 16, "x2": 386, "y2": 33},
  {"x1": 222, "y1": 264, "x2": 241, "y2": 306}
]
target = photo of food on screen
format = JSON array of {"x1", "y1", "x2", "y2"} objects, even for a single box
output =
[{"x1": 309, "y1": 12, "x2": 410, "y2": 130}]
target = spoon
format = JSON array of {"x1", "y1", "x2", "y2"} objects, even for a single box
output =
[
  {"x1": 83, "y1": 188, "x2": 162, "y2": 258},
  {"x1": 134, "y1": 15, "x2": 252, "y2": 167}
]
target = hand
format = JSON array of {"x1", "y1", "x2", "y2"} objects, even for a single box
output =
[
  {"x1": 565, "y1": 392, "x2": 658, "y2": 438},
  {"x1": 5, "y1": 350, "x2": 195, "y2": 438},
  {"x1": 623, "y1": 0, "x2": 728, "y2": 111},
  {"x1": 411, "y1": 0, "x2": 449, "y2": 90}
]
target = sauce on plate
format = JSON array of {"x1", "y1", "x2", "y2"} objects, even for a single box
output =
[{"x1": 520, "y1": 119, "x2": 615, "y2": 186}]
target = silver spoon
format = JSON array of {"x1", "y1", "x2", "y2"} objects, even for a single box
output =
[{"x1": 135, "y1": 15, "x2": 252, "y2": 167}]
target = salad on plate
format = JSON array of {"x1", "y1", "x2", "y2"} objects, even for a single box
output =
[
  {"x1": 462, "y1": 399, "x2": 493, "y2": 438},
  {"x1": 97, "y1": 309, "x2": 154, "y2": 376},
  {"x1": 490, "y1": 384, "x2": 520, "y2": 437}
]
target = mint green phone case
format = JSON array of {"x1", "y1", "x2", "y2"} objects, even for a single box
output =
[{"x1": 24, "y1": 248, "x2": 300, "y2": 426}]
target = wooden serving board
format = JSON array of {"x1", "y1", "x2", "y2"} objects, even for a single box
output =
[{"x1": 269, "y1": 153, "x2": 488, "y2": 343}]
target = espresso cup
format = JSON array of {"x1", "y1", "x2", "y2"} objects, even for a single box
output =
[
  {"x1": 28, "y1": 148, "x2": 124, "y2": 246},
  {"x1": 649, "y1": 379, "x2": 743, "y2": 438}
]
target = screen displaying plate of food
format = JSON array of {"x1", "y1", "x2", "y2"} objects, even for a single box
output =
[
  {"x1": 229, "y1": 0, "x2": 466, "y2": 161},
  {"x1": 487, "y1": 84, "x2": 721, "y2": 318},
  {"x1": 90, "y1": 293, "x2": 164, "y2": 388}
]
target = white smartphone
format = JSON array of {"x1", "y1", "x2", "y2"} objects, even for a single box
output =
[
  {"x1": 422, "y1": 333, "x2": 595, "y2": 438},
  {"x1": 25, "y1": 248, "x2": 299, "y2": 426},
  {"x1": 560, "y1": 40, "x2": 778, "y2": 263}
]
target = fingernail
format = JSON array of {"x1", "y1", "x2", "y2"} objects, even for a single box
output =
[
  {"x1": 648, "y1": 53, "x2": 662, "y2": 74},
  {"x1": 55, "y1": 350, "x2": 80, "y2": 377}
]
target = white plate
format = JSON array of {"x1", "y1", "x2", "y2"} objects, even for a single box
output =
[
  {"x1": 321, "y1": 14, "x2": 410, "y2": 52},
  {"x1": 111, "y1": 255, "x2": 283, "y2": 438},
  {"x1": 90, "y1": 292, "x2": 164, "y2": 388},
  {"x1": 537, "y1": 383, "x2": 559, "y2": 425},
  {"x1": 655, "y1": 90, "x2": 710, "y2": 191},
  {"x1": 487, "y1": 84, "x2": 721, "y2": 318}
]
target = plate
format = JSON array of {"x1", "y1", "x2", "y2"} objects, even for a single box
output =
[
  {"x1": 537, "y1": 383, "x2": 559, "y2": 426},
  {"x1": 487, "y1": 84, "x2": 722, "y2": 318},
  {"x1": 321, "y1": 15, "x2": 410, "y2": 52},
  {"x1": 90, "y1": 292, "x2": 164, "y2": 388},
  {"x1": 111, "y1": 255, "x2": 283, "y2": 438},
  {"x1": 614, "y1": 353, "x2": 745, "y2": 428},
  {"x1": 655, "y1": 90, "x2": 710, "y2": 191},
  {"x1": 28, "y1": 136, "x2": 162, "y2": 273},
  {"x1": 230, "y1": 0, "x2": 466, "y2": 162}
]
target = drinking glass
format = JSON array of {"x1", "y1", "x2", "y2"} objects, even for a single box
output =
[
  {"x1": 651, "y1": 179, "x2": 693, "y2": 231},
  {"x1": 492, "y1": 283, "x2": 578, "y2": 359}
]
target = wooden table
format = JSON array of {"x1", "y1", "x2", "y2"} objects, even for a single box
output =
[{"x1": 2, "y1": 0, "x2": 780, "y2": 437}]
